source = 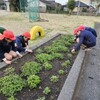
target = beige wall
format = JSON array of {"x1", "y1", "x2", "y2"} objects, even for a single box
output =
[{"x1": 39, "y1": 1, "x2": 46, "y2": 13}]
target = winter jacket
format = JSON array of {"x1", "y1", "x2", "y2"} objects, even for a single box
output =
[
  {"x1": 74, "y1": 30, "x2": 96, "y2": 51},
  {"x1": 85, "y1": 27, "x2": 97, "y2": 37},
  {"x1": 16, "y1": 35, "x2": 28, "y2": 52},
  {"x1": 0, "y1": 39, "x2": 17, "y2": 59}
]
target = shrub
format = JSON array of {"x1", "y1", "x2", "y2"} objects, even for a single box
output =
[
  {"x1": 21, "y1": 61, "x2": 42, "y2": 77},
  {"x1": 7, "y1": 96, "x2": 16, "y2": 100},
  {"x1": 67, "y1": 53, "x2": 72, "y2": 58},
  {"x1": 43, "y1": 87, "x2": 51, "y2": 95},
  {"x1": 37, "y1": 96, "x2": 45, "y2": 100},
  {"x1": 51, "y1": 53, "x2": 64, "y2": 59},
  {"x1": 58, "y1": 70, "x2": 64, "y2": 75},
  {"x1": 0, "y1": 75, "x2": 25, "y2": 96},
  {"x1": 36, "y1": 48, "x2": 43, "y2": 54},
  {"x1": 4, "y1": 67, "x2": 15, "y2": 76},
  {"x1": 44, "y1": 45, "x2": 67, "y2": 53},
  {"x1": 50, "y1": 75, "x2": 59, "y2": 83},
  {"x1": 65, "y1": 41, "x2": 71, "y2": 47},
  {"x1": 27, "y1": 75, "x2": 41, "y2": 89},
  {"x1": 43, "y1": 62, "x2": 53, "y2": 70},
  {"x1": 62, "y1": 60, "x2": 71, "y2": 67},
  {"x1": 36, "y1": 53, "x2": 53, "y2": 63}
]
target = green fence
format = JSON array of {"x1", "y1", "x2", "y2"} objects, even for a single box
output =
[{"x1": 20, "y1": 0, "x2": 39, "y2": 21}]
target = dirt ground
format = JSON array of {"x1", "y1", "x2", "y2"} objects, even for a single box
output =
[{"x1": 0, "y1": 35, "x2": 78, "y2": 100}]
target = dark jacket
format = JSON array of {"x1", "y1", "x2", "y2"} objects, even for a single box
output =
[
  {"x1": 0, "y1": 39, "x2": 17, "y2": 59},
  {"x1": 16, "y1": 35, "x2": 28, "y2": 52},
  {"x1": 85, "y1": 27, "x2": 97, "y2": 37},
  {"x1": 74, "y1": 30, "x2": 96, "y2": 51}
]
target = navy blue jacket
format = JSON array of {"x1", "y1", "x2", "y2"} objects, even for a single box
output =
[
  {"x1": 85, "y1": 27, "x2": 97, "y2": 37},
  {"x1": 16, "y1": 35, "x2": 28, "y2": 52},
  {"x1": 74, "y1": 30, "x2": 96, "y2": 51},
  {"x1": 0, "y1": 39, "x2": 17, "y2": 59}
]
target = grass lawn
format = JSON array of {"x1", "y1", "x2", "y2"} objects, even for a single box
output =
[{"x1": 0, "y1": 12, "x2": 100, "y2": 46}]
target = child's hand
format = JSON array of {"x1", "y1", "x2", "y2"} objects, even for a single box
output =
[{"x1": 71, "y1": 49, "x2": 76, "y2": 54}]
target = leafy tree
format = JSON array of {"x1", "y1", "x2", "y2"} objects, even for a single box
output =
[
  {"x1": 67, "y1": 0, "x2": 75, "y2": 15},
  {"x1": 91, "y1": 0, "x2": 100, "y2": 15}
]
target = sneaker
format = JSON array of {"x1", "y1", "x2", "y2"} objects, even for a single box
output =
[
  {"x1": 81, "y1": 45, "x2": 87, "y2": 50},
  {"x1": 84, "y1": 48, "x2": 91, "y2": 51}
]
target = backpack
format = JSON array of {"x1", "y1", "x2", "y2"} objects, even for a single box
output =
[{"x1": 85, "y1": 27, "x2": 97, "y2": 37}]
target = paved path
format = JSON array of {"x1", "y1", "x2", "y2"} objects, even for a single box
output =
[{"x1": 73, "y1": 23, "x2": 100, "y2": 100}]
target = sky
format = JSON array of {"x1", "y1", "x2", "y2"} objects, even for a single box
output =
[{"x1": 55, "y1": 0, "x2": 68, "y2": 5}]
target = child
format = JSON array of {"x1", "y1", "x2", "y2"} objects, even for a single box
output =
[
  {"x1": 16, "y1": 32, "x2": 32, "y2": 53},
  {"x1": 71, "y1": 27, "x2": 96, "y2": 53},
  {"x1": 77, "y1": 25, "x2": 97, "y2": 37},
  {"x1": 0, "y1": 27, "x2": 6, "y2": 34},
  {"x1": 0, "y1": 34, "x2": 4, "y2": 40},
  {"x1": 0, "y1": 30, "x2": 22, "y2": 64}
]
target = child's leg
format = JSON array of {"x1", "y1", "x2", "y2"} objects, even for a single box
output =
[
  {"x1": 4, "y1": 53, "x2": 12, "y2": 60},
  {"x1": 9, "y1": 50, "x2": 17, "y2": 58}
]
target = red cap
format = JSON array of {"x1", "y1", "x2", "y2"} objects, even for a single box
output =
[
  {"x1": 73, "y1": 25, "x2": 85, "y2": 35},
  {"x1": 22, "y1": 32, "x2": 31, "y2": 39},
  {"x1": 0, "y1": 34, "x2": 4, "y2": 40},
  {"x1": 3, "y1": 30, "x2": 16, "y2": 40},
  {"x1": 73, "y1": 28, "x2": 79, "y2": 35},
  {"x1": 78, "y1": 25, "x2": 85, "y2": 31}
]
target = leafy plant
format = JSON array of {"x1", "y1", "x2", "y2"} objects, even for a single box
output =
[
  {"x1": 7, "y1": 96, "x2": 16, "y2": 100},
  {"x1": 36, "y1": 53, "x2": 53, "y2": 63},
  {"x1": 44, "y1": 45, "x2": 67, "y2": 53},
  {"x1": 36, "y1": 48, "x2": 43, "y2": 54},
  {"x1": 65, "y1": 41, "x2": 71, "y2": 47},
  {"x1": 51, "y1": 53, "x2": 64, "y2": 59},
  {"x1": 58, "y1": 70, "x2": 64, "y2": 75},
  {"x1": 43, "y1": 62, "x2": 53, "y2": 70},
  {"x1": 62, "y1": 60, "x2": 71, "y2": 67},
  {"x1": 67, "y1": 53, "x2": 72, "y2": 58},
  {"x1": 37, "y1": 96, "x2": 45, "y2": 100},
  {"x1": 43, "y1": 87, "x2": 51, "y2": 95},
  {"x1": 21, "y1": 61, "x2": 42, "y2": 77},
  {"x1": 4, "y1": 67, "x2": 15, "y2": 76},
  {"x1": 0, "y1": 75, "x2": 25, "y2": 96},
  {"x1": 27, "y1": 75, "x2": 41, "y2": 89},
  {"x1": 50, "y1": 75, "x2": 59, "y2": 83}
]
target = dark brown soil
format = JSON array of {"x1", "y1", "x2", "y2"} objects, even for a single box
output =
[{"x1": 0, "y1": 35, "x2": 78, "y2": 100}]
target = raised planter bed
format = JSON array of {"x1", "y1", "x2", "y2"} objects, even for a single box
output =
[{"x1": 0, "y1": 34, "x2": 79, "y2": 100}]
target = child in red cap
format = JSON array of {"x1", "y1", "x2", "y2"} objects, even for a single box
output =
[
  {"x1": 72, "y1": 27, "x2": 96, "y2": 53},
  {"x1": 16, "y1": 32, "x2": 32, "y2": 53},
  {"x1": 0, "y1": 30, "x2": 22, "y2": 64},
  {"x1": 0, "y1": 34, "x2": 4, "y2": 40}
]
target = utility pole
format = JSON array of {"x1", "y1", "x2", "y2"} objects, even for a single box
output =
[{"x1": 77, "y1": 0, "x2": 80, "y2": 16}]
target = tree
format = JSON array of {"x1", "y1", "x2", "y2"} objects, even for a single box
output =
[
  {"x1": 96, "y1": 2, "x2": 100, "y2": 15},
  {"x1": 67, "y1": 0, "x2": 75, "y2": 15},
  {"x1": 91, "y1": 0, "x2": 100, "y2": 15},
  {"x1": 8, "y1": 0, "x2": 20, "y2": 11}
]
